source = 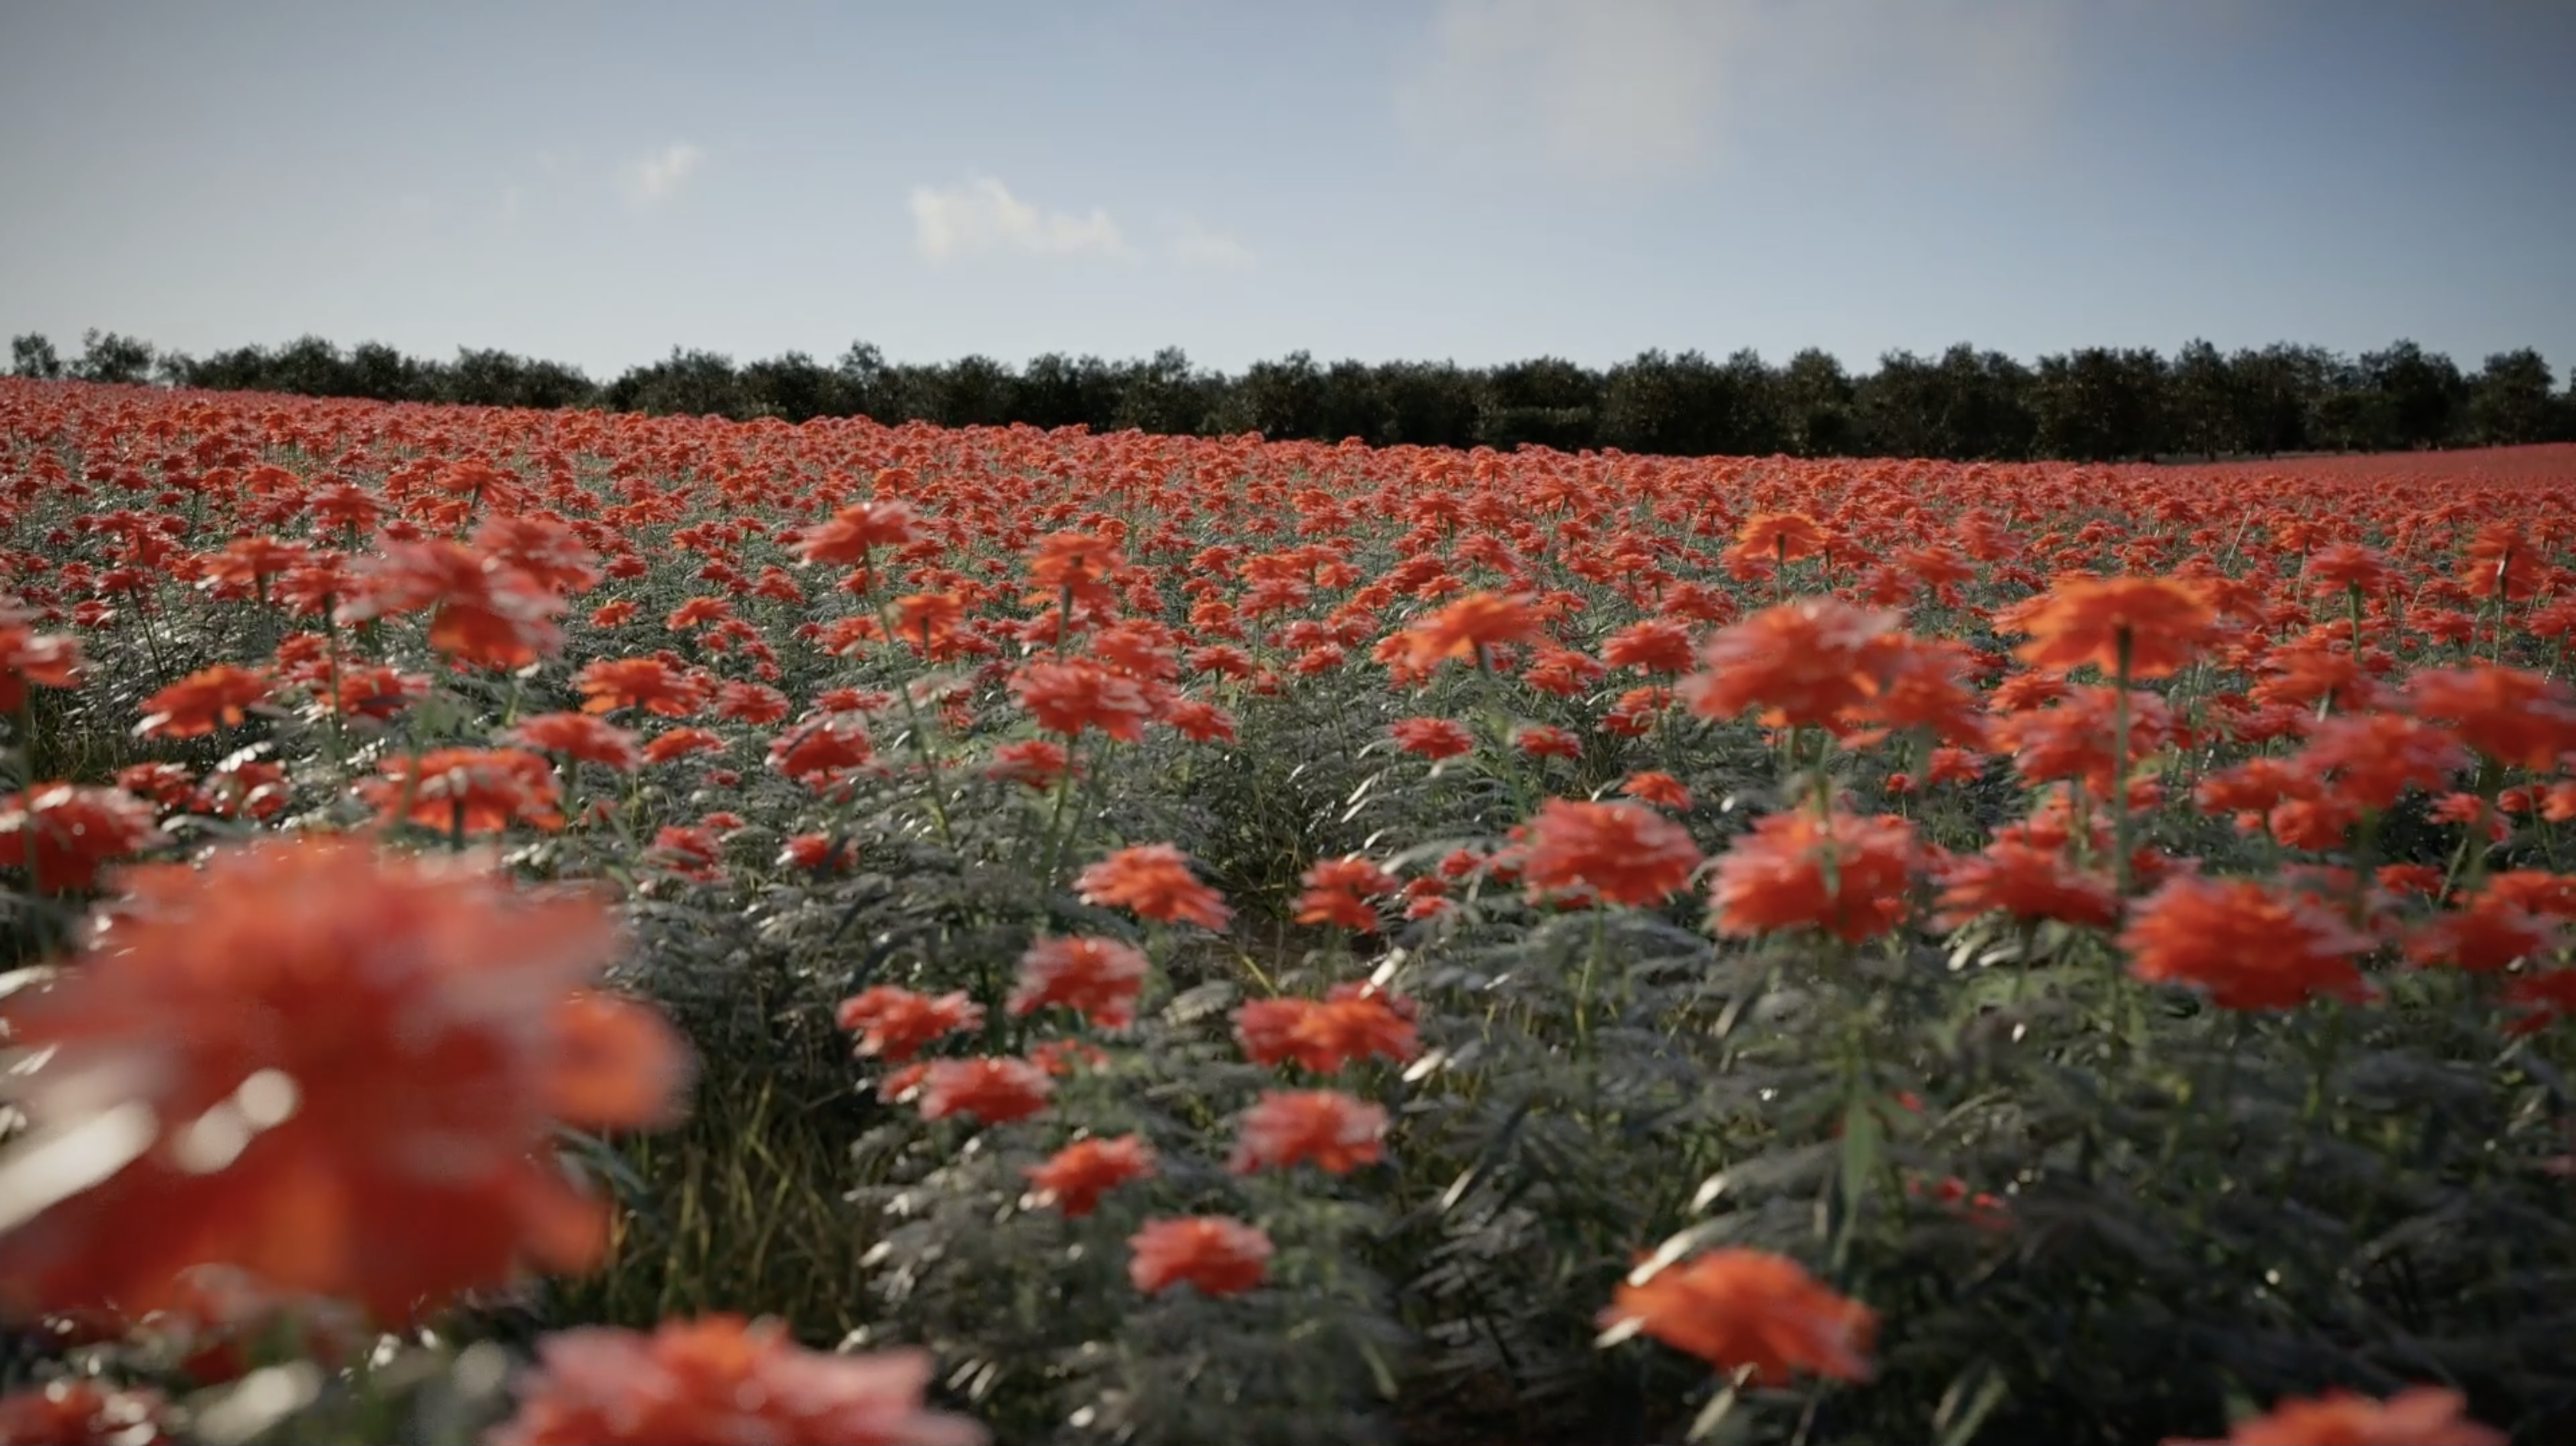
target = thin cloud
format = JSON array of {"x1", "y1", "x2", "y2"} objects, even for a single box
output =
[
  {"x1": 1164, "y1": 215, "x2": 1258, "y2": 271},
  {"x1": 1400, "y1": 0, "x2": 2076, "y2": 187},
  {"x1": 909, "y1": 177, "x2": 1133, "y2": 263},
  {"x1": 619, "y1": 143, "x2": 707, "y2": 205}
]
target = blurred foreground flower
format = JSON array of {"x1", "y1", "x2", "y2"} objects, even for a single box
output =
[
  {"x1": 1597, "y1": 1247, "x2": 1875, "y2": 1385},
  {"x1": 0, "y1": 1379, "x2": 169, "y2": 1444},
  {"x1": 2161, "y1": 1384, "x2": 2504, "y2": 1445},
  {"x1": 487, "y1": 1314, "x2": 984, "y2": 1446},
  {"x1": 0, "y1": 836, "x2": 692, "y2": 1323}
]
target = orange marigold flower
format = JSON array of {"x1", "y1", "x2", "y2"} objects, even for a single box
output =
[
  {"x1": 1393, "y1": 590, "x2": 1542, "y2": 673},
  {"x1": 0, "y1": 836, "x2": 691, "y2": 1323},
  {"x1": 1009, "y1": 935, "x2": 1149, "y2": 1029},
  {"x1": 915, "y1": 1057, "x2": 1053, "y2": 1126},
  {"x1": 1732, "y1": 511, "x2": 1829, "y2": 564},
  {"x1": 2160, "y1": 1384, "x2": 2504, "y2": 1446},
  {"x1": 1075, "y1": 843, "x2": 1232, "y2": 930},
  {"x1": 2008, "y1": 574, "x2": 2215, "y2": 680},
  {"x1": 2119, "y1": 874, "x2": 2374, "y2": 1010},
  {"x1": 136, "y1": 663, "x2": 271, "y2": 738},
  {"x1": 1390, "y1": 715, "x2": 1475, "y2": 760},
  {"x1": 1293, "y1": 854, "x2": 1400, "y2": 930},
  {"x1": 1233, "y1": 984, "x2": 1419, "y2": 1072},
  {"x1": 1680, "y1": 599, "x2": 1901, "y2": 731},
  {"x1": 509, "y1": 711, "x2": 642, "y2": 773},
  {"x1": 1024, "y1": 530, "x2": 1125, "y2": 614},
  {"x1": 834, "y1": 985, "x2": 982, "y2": 1063},
  {"x1": 1023, "y1": 1134, "x2": 1155, "y2": 1217},
  {"x1": 2404, "y1": 665, "x2": 2576, "y2": 770},
  {"x1": 1934, "y1": 839, "x2": 2119, "y2": 929},
  {"x1": 487, "y1": 1315, "x2": 986, "y2": 1446},
  {"x1": 1010, "y1": 659, "x2": 1159, "y2": 743},
  {"x1": 0, "y1": 1379, "x2": 169, "y2": 1445},
  {"x1": 1128, "y1": 1215, "x2": 1273, "y2": 1296},
  {"x1": 1620, "y1": 770, "x2": 1692, "y2": 810},
  {"x1": 574, "y1": 656, "x2": 707, "y2": 717},
  {"x1": 1708, "y1": 810, "x2": 1916, "y2": 942},
  {"x1": 1520, "y1": 798, "x2": 1703, "y2": 908},
  {"x1": 0, "y1": 784, "x2": 159, "y2": 893},
  {"x1": 362, "y1": 746, "x2": 564, "y2": 834},
  {"x1": 1227, "y1": 1088, "x2": 1388, "y2": 1175},
  {"x1": 1597, "y1": 1247, "x2": 1875, "y2": 1385}
]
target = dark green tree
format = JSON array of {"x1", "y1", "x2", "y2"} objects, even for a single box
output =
[{"x1": 8, "y1": 334, "x2": 64, "y2": 380}]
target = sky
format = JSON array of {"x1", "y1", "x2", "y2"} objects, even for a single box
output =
[{"x1": 3, "y1": 0, "x2": 2571, "y2": 381}]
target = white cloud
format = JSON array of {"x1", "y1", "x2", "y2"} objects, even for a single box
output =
[
  {"x1": 1400, "y1": 0, "x2": 2075, "y2": 186},
  {"x1": 909, "y1": 176, "x2": 1134, "y2": 263},
  {"x1": 618, "y1": 143, "x2": 707, "y2": 205},
  {"x1": 1164, "y1": 215, "x2": 1258, "y2": 271}
]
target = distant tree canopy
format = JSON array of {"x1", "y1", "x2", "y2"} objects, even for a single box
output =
[{"x1": 12, "y1": 327, "x2": 2573, "y2": 461}]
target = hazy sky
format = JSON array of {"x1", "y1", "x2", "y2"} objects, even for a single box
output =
[{"x1": 4, "y1": 1, "x2": 2571, "y2": 379}]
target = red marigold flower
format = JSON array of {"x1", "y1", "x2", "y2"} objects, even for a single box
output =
[
  {"x1": 1512, "y1": 724, "x2": 1581, "y2": 759},
  {"x1": 1619, "y1": 771, "x2": 1692, "y2": 810},
  {"x1": 1293, "y1": 854, "x2": 1401, "y2": 930},
  {"x1": 1520, "y1": 798, "x2": 1704, "y2": 907},
  {"x1": 834, "y1": 986, "x2": 982, "y2": 1064},
  {"x1": 2302, "y1": 542, "x2": 2395, "y2": 599},
  {"x1": 1392, "y1": 590, "x2": 1542, "y2": 673},
  {"x1": 337, "y1": 537, "x2": 564, "y2": 671},
  {"x1": 1010, "y1": 659, "x2": 1160, "y2": 743},
  {"x1": 2160, "y1": 1385, "x2": 2504, "y2": 1446},
  {"x1": 0, "y1": 1379, "x2": 169, "y2": 1445},
  {"x1": 794, "y1": 500, "x2": 922, "y2": 568},
  {"x1": 986, "y1": 738, "x2": 1072, "y2": 789},
  {"x1": 2292, "y1": 711, "x2": 2468, "y2": 812},
  {"x1": 0, "y1": 784, "x2": 159, "y2": 893},
  {"x1": 361, "y1": 746, "x2": 564, "y2": 834},
  {"x1": 1597, "y1": 1247, "x2": 1875, "y2": 1385},
  {"x1": 328, "y1": 663, "x2": 429, "y2": 721},
  {"x1": 915, "y1": 1057, "x2": 1053, "y2": 1126},
  {"x1": 1390, "y1": 715, "x2": 1474, "y2": 760},
  {"x1": 1599, "y1": 617, "x2": 1697, "y2": 674},
  {"x1": 1708, "y1": 810, "x2": 1917, "y2": 942},
  {"x1": 641, "y1": 726, "x2": 725, "y2": 764},
  {"x1": 487, "y1": 1314, "x2": 986, "y2": 1446},
  {"x1": 1161, "y1": 696, "x2": 1237, "y2": 743},
  {"x1": 1010, "y1": 935, "x2": 1149, "y2": 1030},
  {"x1": 509, "y1": 711, "x2": 642, "y2": 772},
  {"x1": 1934, "y1": 839, "x2": 2119, "y2": 929},
  {"x1": 0, "y1": 619, "x2": 81, "y2": 712},
  {"x1": 136, "y1": 663, "x2": 271, "y2": 738},
  {"x1": 0, "y1": 836, "x2": 692, "y2": 1323},
  {"x1": 1022, "y1": 1134, "x2": 1155, "y2": 1217},
  {"x1": 1128, "y1": 1216, "x2": 1273, "y2": 1296},
  {"x1": 1680, "y1": 599, "x2": 1902, "y2": 731},
  {"x1": 1233, "y1": 984, "x2": 1419, "y2": 1073},
  {"x1": 767, "y1": 714, "x2": 873, "y2": 788},
  {"x1": 574, "y1": 656, "x2": 707, "y2": 718},
  {"x1": 2118, "y1": 874, "x2": 2374, "y2": 1011},
  {"x1": 1076, "y1": 843, "x2": 1232, "y2": 930},
  {"x1": 2403, "y1": 893, "x2": 2558, "y2": 974},
  {"x1": 2404, "y1": 665, "x2": 2576, "y2": 771},
  {"x1": 1227, "y1": 1088, "x2": 1387, "y2": 1175},
  {"x1": 2006, "y1": 574, "x2": 2215, "y2": 680}
]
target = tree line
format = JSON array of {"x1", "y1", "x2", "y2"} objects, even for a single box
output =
[{"x1": 12, "y1": 326, "x2": 2574, "y2": 462}]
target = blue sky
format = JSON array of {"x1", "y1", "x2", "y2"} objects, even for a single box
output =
[{"x1": 3, "y1": 1, "x2": 2571, "y2": 380}]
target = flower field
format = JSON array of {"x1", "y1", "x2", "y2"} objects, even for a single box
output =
[{"x1": 2, "y1": 375, "x2": 2573, "y2": 1444}]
